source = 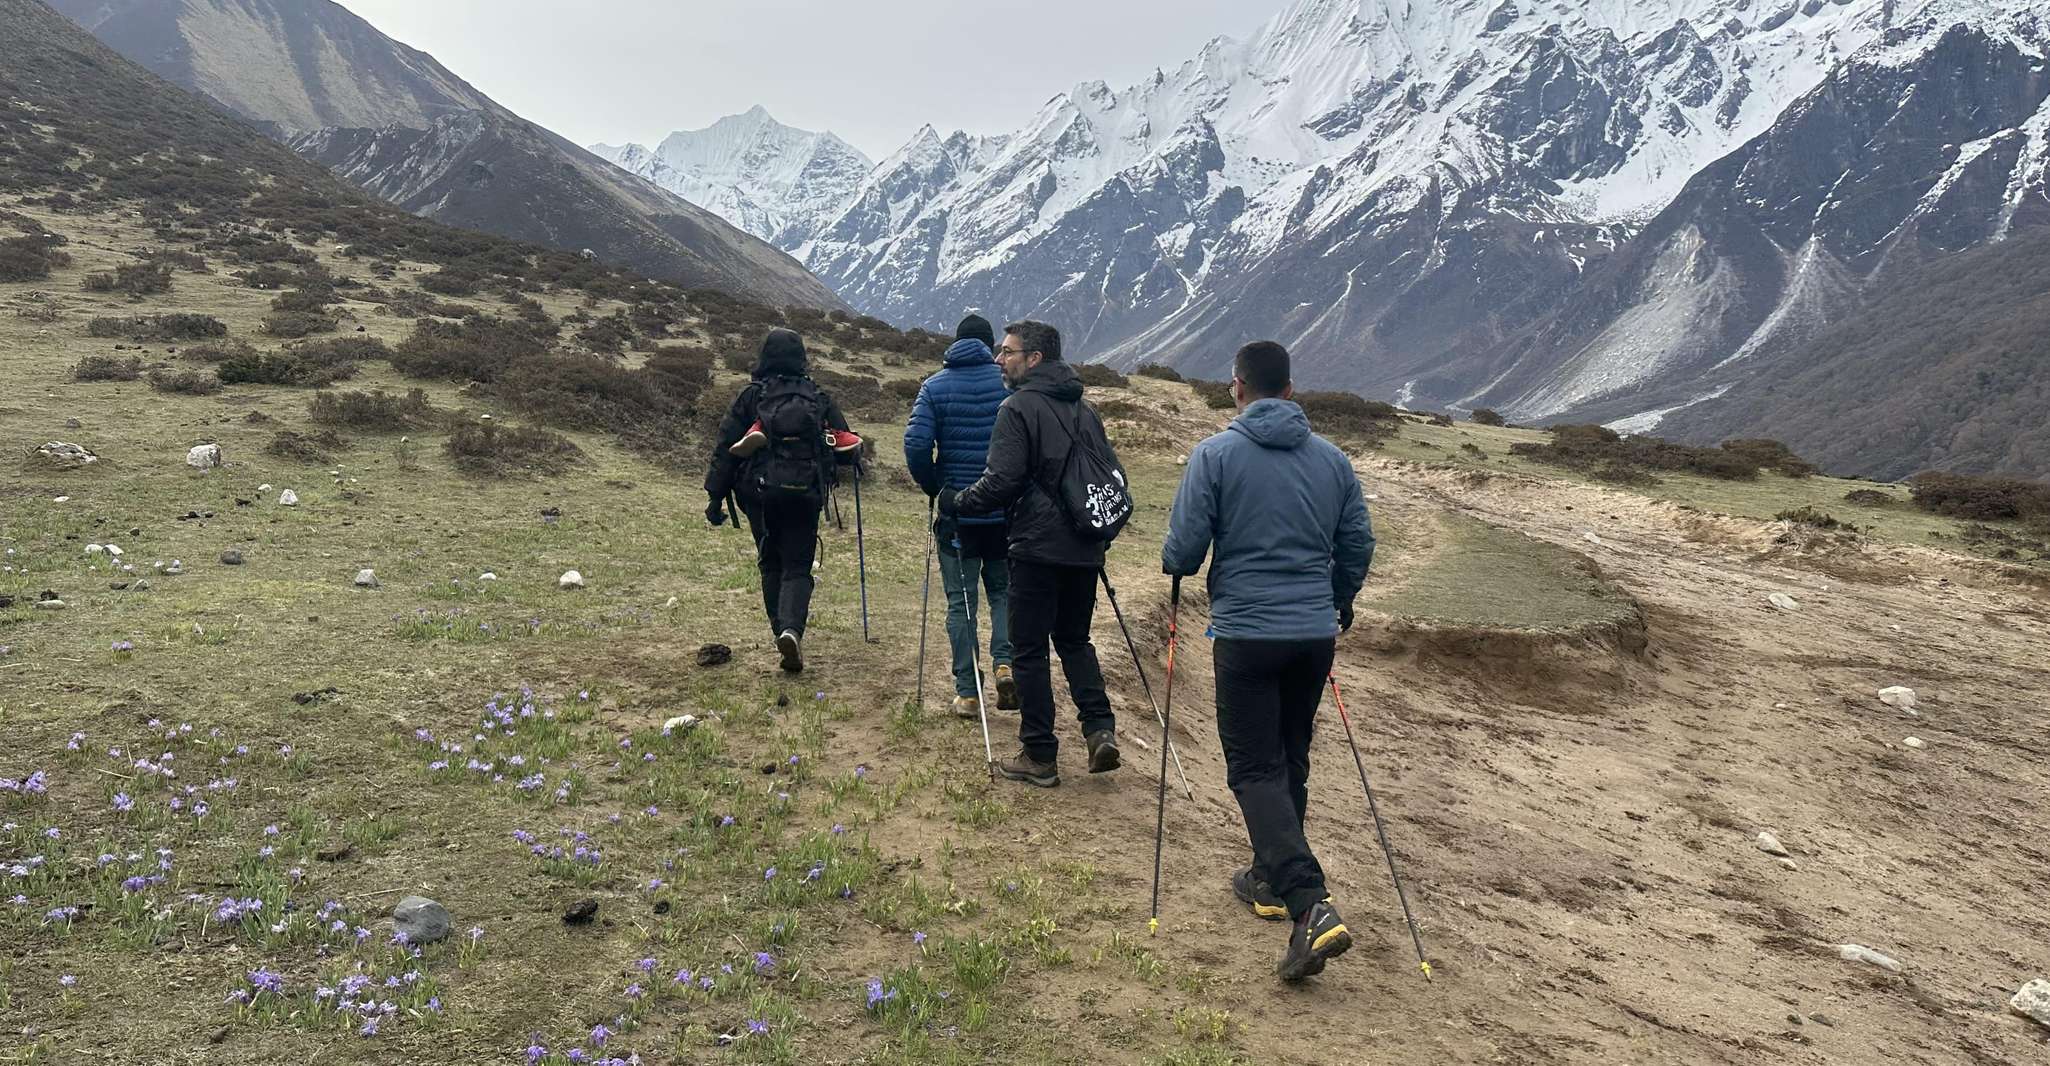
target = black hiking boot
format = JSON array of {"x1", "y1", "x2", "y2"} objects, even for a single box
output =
[
  {"x1": 1232, "y1": 867, "x2": 1288, "y2": 922},
  {"x1": 997, "y1": 749, "x2": 1059, "y2": 788},
  {"x1": 1278, "y1": 899, "x2": 1352, "y2": 982},
  {"x1": 776, "y1": 630, "x2": 804, "y2": 674},
  {"x1": 1085, "y1": 730, "x2": 1120, "y2": 773}
]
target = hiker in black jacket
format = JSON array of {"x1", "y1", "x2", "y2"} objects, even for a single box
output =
[
  {"x1": 941, "y1": 321, "x2": 1118, "y2": 787},
  {"x1": 706, "y1": 328, "x2": 859, "y2": 674}
]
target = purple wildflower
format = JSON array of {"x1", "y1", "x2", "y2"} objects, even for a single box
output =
[{"x1": 112, "y1": 792, "x2": 133, "y2": 812}]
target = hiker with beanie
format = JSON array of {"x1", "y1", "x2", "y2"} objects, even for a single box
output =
[
  {"x1": 941, "y1": 321, "x2": 1121, "y2": 787},
  {"x1": 905, "y1": 314, "x2": 1019, "y2": 719},
  {"x1": 1161, "y1": 340, "x2": 1374, "y2": 981},
  {"x1": 706, "y1": 328, "x2": 861, "y2": 674}
]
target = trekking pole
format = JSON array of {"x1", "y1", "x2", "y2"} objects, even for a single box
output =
[
  {"x1": 1326, "y1": 674, "x2": 1432, "y2": 982},
  {"x1": 1148, "y1": 575, "x2": 1182, "y2": 935},
  {"x1": 1097, "y1": 571, "x2": 1191, "y2": 801},
  {"x1": 948, "y1": 544, "x2": 995, "y2": 779},
  {"x1": 852, "y1": 463, "x2": 872, "y2": 642},
  {"x1": 915, "y1": 500, "x2": 935, "y2": 713}
]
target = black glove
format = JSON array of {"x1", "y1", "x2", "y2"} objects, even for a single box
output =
[
  {"x1": 920, "y1": 478, "x2": 941, "y2": 501},
  {"x1": 937, "y1": 487, "x2": 959, "y2": 517},
  {"x1": 705, "y1": 496, "x2": 726, "y2": 527},
  {"x1": 1338, "y1": 602, "x2": 1355, "y2": 633}
]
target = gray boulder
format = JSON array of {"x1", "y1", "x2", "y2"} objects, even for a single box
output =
[{"x1": 392, "y1": 896, "x2": 452, "y2": 945}]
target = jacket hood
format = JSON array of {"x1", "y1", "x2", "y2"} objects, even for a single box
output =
[
  {"x1": 1018, "y1": 359, "x2": 1083, "y2": 402},
  {"x1": 753, "y1": 328, "x2": 807, "y2": 379},
  {"x1": 1228, "y1": 398, "x2": 1312, "y2": 450},
  {"x1": 943, "y1": 337, "x2": 994, "y2": 368}
]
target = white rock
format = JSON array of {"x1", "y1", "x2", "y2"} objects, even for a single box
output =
[
  {"x1": 662, "y1": 714, "x2": 700, "y2": 734},
  {"x1": 34, "y1": 599, "x2": 66, "y2": 611},
  {"x1": 105, "y1": 545, "x2": 122, "y2": 558},
  {"x1": 478, "y1": 572, "x2": 497, "y2": 581},
  {"x1": 1903, "y1": 737, "x2": 1925, "y2": 749},
  {"x1": 258, "y1": 484, "x2": 272, "y2": 492},
  {"x1": 86, "y1": 544, "x2": 105, "y2": 555},
  {"x1": 1775, "y1": 858, "x2": 1800, "y2": 871},
  {"x1": 663, "y1": 596, "x2": 679, "y2": 610},
  {"x1": 279, "y1": 490, "x2": 298, "y2": 507},
  {"x1": 53, "y1": 496, "x2": 70, "y2": 503},
  {"x1": 1175, "y1": 454, "x2": 1188, "y2": 466},
  {"x1": 1583, "y1": 533, "x2": 1603, "y2": 546},
  {"x1": 34, "y1": 441, "x2": 97, "y2": 466},
  {"x1": 559, "y1": 570, "x2": 585, "y2": 590},
  {"x1": 353, "y1": 569, "x2": 379, "y2": 589},
  {"x1": 1769, "y1": 593, "x2": 1799, "y2": 612},
  {"x1": 1757, "y1": 832, "x2": 1790, "y2": 857},
  {"x1": 2011, "y1": 979, "x2": 2050, "y2": 1028},
  {"x1": 1878, "y1": 686, "x2": 1918, "y2": 713},
  {"x1": 185, "y1": 444, "x2": 222, "y2": 470},
  {"x1": 1837, "y1": 945, "x2": 1901, "y2": 972}
]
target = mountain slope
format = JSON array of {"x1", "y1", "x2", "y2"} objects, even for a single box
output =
[
  {"x1": 593, "y1": 107, "x2": 874, "y2": 250},
  {"x1": 52, "y1": 0, "x2": 842, "y2": 308}
]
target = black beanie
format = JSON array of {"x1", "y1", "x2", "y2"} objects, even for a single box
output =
[
  {"x1": 756, "y1": 328, "x2": 806, "y2": 376},
  {"x1": 955, "y1": 314, "x2": 994, "y2": 348}
]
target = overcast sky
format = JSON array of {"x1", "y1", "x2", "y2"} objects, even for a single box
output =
[{"x1": 333, "y1": 0, "x2": 1293, "y2": 160}]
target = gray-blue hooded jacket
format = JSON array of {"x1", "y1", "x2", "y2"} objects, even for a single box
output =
[{"x1": 1161, "y1": 399, "x2": 1374, "y2": 640}]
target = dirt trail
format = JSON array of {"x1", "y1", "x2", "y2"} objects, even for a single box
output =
[{"x1": 972, "y1": 458, "x2": 2050, "y2": 1064}]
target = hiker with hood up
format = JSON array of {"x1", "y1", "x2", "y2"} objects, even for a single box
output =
[
  {"x1": 941, "y1": 320, "x2": 1121, "y2": 787},
  {"x1": 905, "y1": 314, "x2": 1020, "y2": 719},
  {"x1": 1161, "y1": 340, "x2": 1374, "y2": 981},
  {"x1": 705, "y1": 328, "x2": 861, "y2": 674}
]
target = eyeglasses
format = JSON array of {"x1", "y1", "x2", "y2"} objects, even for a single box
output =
[{"x1": 995, "y1": 346, "x2": 1034, "y2": 359}]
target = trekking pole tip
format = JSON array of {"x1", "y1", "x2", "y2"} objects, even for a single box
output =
[
  {"x1": 1147, "y1": 916, "x2": 1159, "y2": 937},
  {"x1": 1419, "y1": 960, "x2": 1434, "y2": 982}
]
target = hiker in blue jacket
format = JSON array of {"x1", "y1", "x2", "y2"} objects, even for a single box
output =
[
  {"x1": 906, "y1": 315, "x2": 1019, "y2": 718},
  {"x1": 1162, "y1": 340, "x2": 1374, "y2": 982}
]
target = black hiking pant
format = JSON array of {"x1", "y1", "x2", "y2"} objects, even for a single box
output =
[
  {"x1": 1009, "y1": 560, "x2": 1114, "y2": 761},
  {"x1": 1214, "y1": 637, "x2": 1336, "y2": 920},
  {"x1": 744, "y1": 493, "x2": 821, "y2": 639}
]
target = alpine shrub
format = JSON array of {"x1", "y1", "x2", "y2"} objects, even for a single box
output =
[{"x1": 72, "y1": 354, "x2": 142, "y2": 381}]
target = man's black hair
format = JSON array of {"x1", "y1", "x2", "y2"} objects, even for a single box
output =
[
  {"x1": 1003, "y1": 320, "x2": 1062, "y2": 363},
  {"x1": 1234, "y1": 341, "x2": 1291, "y2": 399}
]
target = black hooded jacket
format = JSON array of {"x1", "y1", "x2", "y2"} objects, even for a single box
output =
[
  {"x1": 952, "y1": 359, "x2": 1110, "y2": 569},
  {"x1": 704, "y1": 329, "x2": 849, "y2": 501}
]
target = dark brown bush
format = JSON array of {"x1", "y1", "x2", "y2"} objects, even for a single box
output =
[
  {"x1": 181, "y1": 338, "x2": 261, "y2": 363},
  {"x1": 266, "y1": 429, "x2": 351, "y2": 463},
  {"x1": 308, "y1": 388, "x2": 438, "y2": 431},
  {"x1": 237, "y1": 264, "x2": 299, "y2": 290},
  {"x1": 812, "y1": 367, "x2": 886, "y2": 417},
  {"x1": 1135, "y1": 363, "x2": 1184, "y2": 383},
  {"x1": 888, "y1": 377, "x2": 924, "y2": 403},
  {"x1": 1513, "y1": 424, "x2": 1762, "y2": 481},
  {"x1": 0, "y1": 235, "x2": 72, "y2": 281},
  {"x1": 1721, "y1": 438, "x2": 1819, "y2": 478},
  {"x1": 574, "y1": 311, "x2": 634, "y2": 354},
  {"x1": 1074, "y1": 363, "x2": 1128, "y2": 389},
  {"x1": 292, "y1": 336, "x2": 392, "y2": 363},
  {"x1": 72, "y1": 354, "x2": 142, "y2": 381},
  {"x1": 146, "y1": 366, "x2": 222, "y2": 395},
  {"x1": 444, "y1": 419, "x2": 581, "y2": 477},
  {"x1": 1470, "y1": 408, "x2": 1506, "y2": 427},
  {"x1": 390, "y1": 315, "x2": 549, "y2": 382},
  {"x1": 1775, "y1": 506, "x2": 1845, "y2": 529},
  {"x1": 262, "y1": 311, "x2": 337, "y2": 339},
  {"x1": 1908, "y1": 471, "x2": 2050, "y2": 521},
  {"x1": 217, "y1": 351, "x2": 356, "y2": 387},
  {"x1": 145, "y1": 249, "x2": 208, "y2": 272},
  {"x1": 1297, "y1": 391, "x2": 1400, "y2": 441},
  {"x1": 86, "y1": 313, "x2": 226, "y2": 341},
  {"x1": 722, "y1": 350, "x2": 753, "y2": 373},
  {"x1": 419, "y1": 268, "x2": 484, "y2": 297},
  {"x1": 1191, "y1": 379, "x2": 1234, "y2": 410},
  {"x1": 271, "y1": 284, "x2": 337, "y2": 313},
  {"x1": 1844, "y1": 488, "x2": 1896, "y2": 506},
  {"x1": 82, "y1": 263, "x2": 172, "y2": 296}
]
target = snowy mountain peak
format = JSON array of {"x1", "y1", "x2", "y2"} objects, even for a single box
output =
[{"x1": 592, "y1": 107, "x2": 873, "y2": 246}]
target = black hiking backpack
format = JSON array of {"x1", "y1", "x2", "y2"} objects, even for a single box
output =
[
  {"x1": 1039, "y1": 398, "x2": 1133, "y2": 543},
  {"x1": 750, "y1": 376, "x2": 831, "y2": 501}
]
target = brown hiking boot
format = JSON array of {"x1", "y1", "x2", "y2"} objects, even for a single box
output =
[
  {"x1": 993, "y1": 665, "x2": 1019, "y2": 710},
  {"x1": 1085, "y1": 730, "x2": 1121, "y2": 773},
  {"x1": 996, "y1": 748, "x2": 1058, "y2": 788},
  {"x1": 953, "y1": 695, "x2": 981, "y2": 719}
]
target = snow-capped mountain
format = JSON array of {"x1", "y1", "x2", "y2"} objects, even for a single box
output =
[
  {"x1": 593, "y1": 107, "x2": 874, "y2": 248},
  {"x1": 641, "y1": 0, "x2": 2048, "y2": 476}
]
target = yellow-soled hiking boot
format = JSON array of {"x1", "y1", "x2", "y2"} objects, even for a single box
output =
[
  {"x1": 993, "y1": 665, "x2": 1020, "y2": 710},
  {"x1": 1232, "y1": 867, "x2": 1288, "y2": 922},
  {"x1": 1278, "y1": 899, "x2": 1352, "y2": 981},
  {"x1": 953, "y1": 695, "x2": 981, "y2": 719}
]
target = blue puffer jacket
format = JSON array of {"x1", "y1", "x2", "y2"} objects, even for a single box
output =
[
  {"x1": 1161, "y1": 399, "x2": 1375, "y2": 640},
  {"x1": 906, "y1": 339, "x2": 1008, "y2": 526}
]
